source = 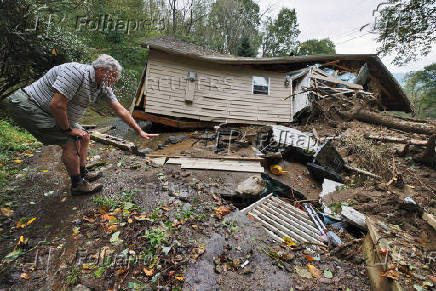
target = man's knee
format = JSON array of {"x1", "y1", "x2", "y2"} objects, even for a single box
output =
[{"x1": 79, "y1": 132, "x2": 90, "y2": 144}]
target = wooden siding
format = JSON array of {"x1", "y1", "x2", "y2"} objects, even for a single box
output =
[{"x1": 143, "y1": 50, "x2": 293, "y2": 123}]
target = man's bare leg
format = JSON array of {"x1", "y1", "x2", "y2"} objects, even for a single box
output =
[
  {"x1": 61, "y1": 142, "x2": 80, "y2": 176},
  {"x1": 79, "y1": 132, "x2": 90, "y2": 168}
]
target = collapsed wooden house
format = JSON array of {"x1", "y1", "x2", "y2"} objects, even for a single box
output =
[{"x1": 130, "y1": 36, "x2": 411, "y2": 128}]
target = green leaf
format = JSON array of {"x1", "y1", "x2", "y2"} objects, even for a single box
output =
[
  {"x1": 110, "y1": 231, "x2": 123, "y2": 246},
  {"x1": 2, "y1": 248, "x2": 24, "y2": 262},
  {"x1": 324, "y1": 269, "x2": 333, "y2": 279}
]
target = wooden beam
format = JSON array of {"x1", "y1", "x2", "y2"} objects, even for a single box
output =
[
  {"x1": 308, "y1": 73, "x2": 363, "y2": 90},
  {"x1": 132, "y1": 110, "x2": 214, "y2": 129},
  {"x1": 147, "y1": 154, "x2": 264, "y2": 162}
]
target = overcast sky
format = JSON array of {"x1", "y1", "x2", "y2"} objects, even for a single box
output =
[{"x1": 258, "y1": 0, "x2": 435, "y2": 73}]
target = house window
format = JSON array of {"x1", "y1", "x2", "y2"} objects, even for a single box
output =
[{"x1": 252, "y1": 76, "x2": 269, "y2": 95}]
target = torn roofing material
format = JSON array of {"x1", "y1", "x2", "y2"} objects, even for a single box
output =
[{"x1": 142, "y1": 36, "x2": 411, "y2": 112}]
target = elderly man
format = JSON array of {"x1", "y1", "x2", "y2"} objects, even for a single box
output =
[{"x1": 6, "y1": 54, "x2": 157, "y2": 195}]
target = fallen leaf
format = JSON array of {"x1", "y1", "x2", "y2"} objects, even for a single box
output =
[
  {"x1": 128, "y1": 218, "x2": 133, "y2": 224},
  {"x1": 282, "y1": 237, "x2": 297, "y2": 247},
  {"x1": 82, "y1": 216, "x2": 95, "y2": 223},
  {"x1": 215, "y1": 206, "x2": 231, "y2": 216},
  {"x1": 82, "y1": 264, "x2": 93, "y2": 270},
  {"x1": 2, "y1": 249, "x2": 24, "y2": 262},
  {"x1": 143, "y1": 267, "x2": 153, "y2": 277},
  {"x1": 1, "y1": 208, "x2": 14, "y2": 217},
  {"x1": 110, "y1": 231, "x2": 123, "y2": 246},
  {"x1": 42, "y1": 169, "x2": 48, "y2": 173},
  {"x1": 20, "y1": 273, "x2": 30, "y2": 279},
  {"x1": 134, "y1": 214, "x2": 149, "y2": 221},
  {"x1": 26, "y1": 218, "x2": 36, "y2": 226},
  {"x1": 381, "y1": 269, "x2": 399, "y2": 280},
  {"x1": 307, "y1": 264, "x2": 322, "y2": 279},
  {"x1": 101, "y1": 214, "x2": 117, "y2": 224},
  {"x1": 324, "y1": 269, "x2": 333, "y2": 279},
  {"x1": 247, "y1": 214, "x2": 255, "y2": 221},
  {"x1": 107, "y1": 224, "x2": 119, "y2": 232},
  {"x1": 294, "y1": 266, "x2": 312, "y2": 279},
  {"x1": 99, "y1": 206, "x2": 108, "y2": 214},
  {"x1": 191, "y1": 224, "x2": 199, "y2": 229},
  {"x1": 16, "y1": 217, "x2": 36, "y2": 228},
  {"x1": 175, "y1": 276, "x2": 184, "y2": 281},
  {"x1": 72, "y1": 226, "x2": 80, "y2": 236},
  {"x1": 161, "y1": 206, "x2": 169, "y2": 211},
  {"x1": 117, "y1": 267, "x2": 128, "y2": 276},
  {"x1": 305, "y1": 255, "x2": 314, "y2": 262},
  {"x1": 14, "y1": 159, "x2": 23, "y2": 164},
  {"x1": 60, "y1": 197, "x2": 67, "y2": 203},
  {"x1": 380, "y1": 248, "x2": 389, "y2": 255}
]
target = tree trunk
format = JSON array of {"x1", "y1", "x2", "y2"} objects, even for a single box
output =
[
  {"x1": 413, "y1": 134, "x2": 436, "y2": 167},
  {"x1": 337, "y1": 108, "x2": 436, "y2": 135}
]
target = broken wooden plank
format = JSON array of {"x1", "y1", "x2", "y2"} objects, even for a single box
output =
[
  {"x1": 308, "y1": 72, "x2": 363, "y2": 90},
  {"x1": 147, "y1": 154, "x2": 264, "y2": 162},
  {"x1": 341, "y1": 206, "x2": 367, "y2": 231},
  {"x1": 180, "y1": 160, "x2": 264, "y2": 173},
  {"x1": 344, "y1": 164, "x2": 382, "y2": 180},
  {"x1": 365, "y1": 134, "x2": 428, "y2": 146},
  {"x1": 132, "y1": 110, "x2": 214, "y2": 129},
  {"x1": 90, "y1": 131, "x2": 136, "y2": 152}
]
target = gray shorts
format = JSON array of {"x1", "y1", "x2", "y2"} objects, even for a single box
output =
[{"x1": 6, "y1": 89, "x2": 83, "y2": 145}]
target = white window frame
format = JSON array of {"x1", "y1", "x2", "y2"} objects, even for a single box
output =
[{"x1": 252, "y1": 76, "x2": 270, "y2": 95}]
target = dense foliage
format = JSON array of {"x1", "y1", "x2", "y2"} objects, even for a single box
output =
[
  {"x1": 404, "y1": 63, "x2": 436, "y2": 118},
  {"x1": 295, "y1": 38, "x2": 336, "y2": 56},
  {"x1": 371, "y1": 0, "x2": 436, "y2": 65}
]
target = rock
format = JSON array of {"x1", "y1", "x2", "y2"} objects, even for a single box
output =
[
  {"x1": 307, "y1": 162, "x2": 344, "y2": 183},
  {"x1": 158, "y1": 144, "x2": 165, "y2": 150},
  {"x1": 181, "y1": 171, "x2": 191, "y2": 177},
  {"x1": 137, "y1": 120, "x2": 152, "y2": 130},
  {"x1": 182, "y1": 203, "x2": 192, "y2": 212},
  {"x1": 72, "y1": 284, "x2": 91, "y2": 291},
  {"x1": 169, "y1": 136, "x2": 177, "y2": 144},
  {"x1": 235, "y1": 175, "x2": 266, "y2": 198},
  {"x1": 135, "y1": 148, "x2": 152, "y2": 157}
]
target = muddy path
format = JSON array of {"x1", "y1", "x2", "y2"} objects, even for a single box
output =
[{"x1": 0, "y1": 115, "x2": 372, "y2": 290}]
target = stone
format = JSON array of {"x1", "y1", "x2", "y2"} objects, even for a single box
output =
[
  {"x1": 135, "y1": 148, "x2": 152, "y2": 157},
  {"x1": 72, "y1": 285, "x2": 91, "y2": 291},
  {"x1": 235, "y1": 175, "x2": 266, "y2": 198}
]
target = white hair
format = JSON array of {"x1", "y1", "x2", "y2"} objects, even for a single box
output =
[{"x1": 92, "y1": 54, "x2": 122, "y2": 72}]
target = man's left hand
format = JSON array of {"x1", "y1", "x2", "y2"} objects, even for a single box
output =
[{"x1": 139, "y1": 130, "x2": 159, "y2": 139}]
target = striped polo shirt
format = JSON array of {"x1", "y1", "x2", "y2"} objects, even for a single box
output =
[{"x1": 24, "y1": 62, "x2": 118, "y2": 125}]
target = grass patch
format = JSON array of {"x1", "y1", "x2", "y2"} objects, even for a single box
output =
[
  {"x1": 66, "y1": 266, "x2": 81, "y2": 286},
  {"x1": 0, "y1": 120, "x2": 41, "y2": 205}
]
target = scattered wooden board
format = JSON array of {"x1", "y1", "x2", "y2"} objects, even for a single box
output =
[
  {"x1": 151, "y1": 157, "x2": 264, "y2": 173},
  {"x1": 90, "y1": 131, "x2": 136, "y2": 152}
]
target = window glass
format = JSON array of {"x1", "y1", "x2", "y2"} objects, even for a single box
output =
[{"x1": 253, "y1": 76, "x2": 269, "y2": 95}]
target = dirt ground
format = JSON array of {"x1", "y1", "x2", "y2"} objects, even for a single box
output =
[{"x1": 1, "y1": 109, "x2": 435, "y2": 290}]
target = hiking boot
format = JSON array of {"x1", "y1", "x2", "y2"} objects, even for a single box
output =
[
  {"x1": 82, "y1": 169, "x2": 103, "y2": 182},
  {"x1": 71, "y1": 179, "x2": 103, "y2": 196}
]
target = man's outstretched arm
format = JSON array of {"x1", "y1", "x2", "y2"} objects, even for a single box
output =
[{"x1": 109, "y1": 101, "x2": 158, "y2": 139}]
